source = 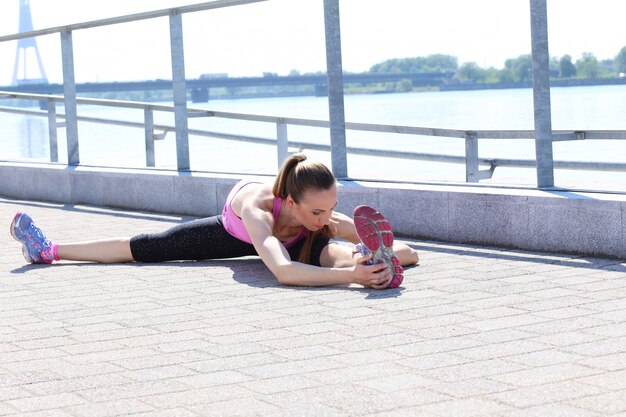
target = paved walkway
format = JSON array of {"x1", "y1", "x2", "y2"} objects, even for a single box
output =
[{"x1": 1, "y1": 196, "x2": 626, "y2": 417}]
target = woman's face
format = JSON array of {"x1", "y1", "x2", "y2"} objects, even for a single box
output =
[{"x1": 290, "y1": 184, "x2": 337, "y2": 231}]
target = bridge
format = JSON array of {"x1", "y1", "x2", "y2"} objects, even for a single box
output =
[
  {"x1": 0, "y1": 71, "x2": 454, "y2": 102},
  {"x1": 4, "y1": 0, "x2": 451, "y2": 102}
]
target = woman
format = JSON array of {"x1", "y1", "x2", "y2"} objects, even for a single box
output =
[{"x1": 11, "y1": 154, "x2": 419, "y2": 289}]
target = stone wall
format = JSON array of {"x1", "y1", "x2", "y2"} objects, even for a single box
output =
[{"x1": 2, "y1": 161, "x2": 625, "y2": 259}]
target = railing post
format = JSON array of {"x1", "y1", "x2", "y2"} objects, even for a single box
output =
[
  {"x1": 46, "y1": 99, "x2": 59, "y2": 163},
  {"x1": 144, "y1": 108, "x2": 156, "y2": 167},
  {"x1": 276, "y1": 121, "x2": 288, "y2": 169},
  {"x1": 60, "y1": 30, "x2": 80, "y2": 166},
  {"x1": 465, "y1": 132, "x2": 480, "y2": 183},
  {"x1": 169, "y1": 12, "x2": 190, "y2": 171},
  {"x1": 323, "y1": 0, "x2": 348, "y2": 179},
  {"x1": 530, "y1": 0, "x2": 555, "y2": 188}
]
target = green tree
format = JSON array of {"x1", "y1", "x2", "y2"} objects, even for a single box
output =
[
  {"x1": 576, "y1": 52, "x2": 600, "y2": 78},
  {"x1": 550, "y1": 56, "x2": 560, "y2": 74},
  {"x1": 615, "y1": 46, "x2": 626, "y2": 74},
  {"x1": 456, "y1": 62, "x2": 486, "y2": 82},
  {"x1": 504, "y1": 55, "x2": 532, "y2": 82},
  {"x1": 559, "y1": 55, "x2": 577, "y2": 78},
  {"x1": 497, "y1": 68, "x2": 516, "y2": 83},
  {"x1": 395, "y1": 79, "x2": 413, "y2": 92},
  {"x1": 504, "y1": 55, "x2": 533, "y2": 81},
  {"x1": 600, "y1": 59, "x2": 614, "y2": 77},
  {"x1": 423, "y1": 54, "x2": 458, "y2": 72},
  {"x1": 369, "y1": 55, "x2": 457, "y2": 73},
  {"x1": 483, "y1": 67, "x2": 502, "y2": 83}
]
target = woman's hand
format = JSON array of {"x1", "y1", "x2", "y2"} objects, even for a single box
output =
[{"x1": 351, "y1": 252, "x2": 391, "y2": 289}]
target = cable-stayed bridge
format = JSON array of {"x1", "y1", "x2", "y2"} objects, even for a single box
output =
[{"x1": 11, "y1": 0, "x2": 47, "y2": 86}]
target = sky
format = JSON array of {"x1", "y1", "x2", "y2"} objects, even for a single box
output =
[{"x1": 1, "y1": 0, "x2": 625, "y2": 85}]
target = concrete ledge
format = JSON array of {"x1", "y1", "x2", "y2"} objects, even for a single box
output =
[{"x1": 1, "y1": 161, "x2": 625, "y2": 259}]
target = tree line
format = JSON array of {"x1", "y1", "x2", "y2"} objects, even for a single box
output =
[{"x1": 368, "y1": 47, "x2": 626, "y2": 84}]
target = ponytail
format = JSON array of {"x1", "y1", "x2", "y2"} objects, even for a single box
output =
[
  {"x1": 272, "y1": 153, "x2": 336, "y2": 264},
  {"x1": 272, "y1": 153, "x2": 308, "y2": 199},
  {"x1": 272, "y1": 153, "x2": 335, "y2": 203}
]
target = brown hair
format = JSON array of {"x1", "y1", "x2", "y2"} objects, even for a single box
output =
[{"x1": 273, "y1": 153, "x2": 336, "y2": 263}]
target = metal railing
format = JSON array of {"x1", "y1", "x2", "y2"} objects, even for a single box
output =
[
  {"x1": 0, "y1": 0, "x2": 271, "y2": 172},
  {"x1": 3, "y1": 91, "x2": 626, "y2": 183},
  {"x1": 2, "y1": 0, "x2": 626, "y2": 187}
]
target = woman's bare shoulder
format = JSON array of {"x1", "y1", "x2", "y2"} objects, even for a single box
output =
[{"x1": 231, "y1": 182, "x2": 274, "y2": 216}]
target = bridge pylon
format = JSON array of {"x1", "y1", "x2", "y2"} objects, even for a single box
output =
[{"x1": 12, "y1": 0, "x2": 48, "y2": 86}]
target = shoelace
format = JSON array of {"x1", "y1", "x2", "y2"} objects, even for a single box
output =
[{"x1": 27, "y1": 222, "x2": 48, "y2": 247}]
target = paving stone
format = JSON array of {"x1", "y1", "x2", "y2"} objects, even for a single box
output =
[
  {"x1": 188, "y1": 397, "x2": 281, "y2": 416},
  {"x1": 577, "y1": 351, "x2": 626, "y2": 371},
  {"x1": 485, "y1": 380, "x2": 605, "y2": 408},
  {"x1": 2, "y1": 410, "x2": 76, "y2": 417},
  {"x1": 65, "y1": 399, "x2": 156, "y2": 417},
  {"x1": 504, "y1": 349, "x2": 585, "y2": 367},
  {"x1": 576, "y1": 369, "x2": 626, "y2": 390},
  {"x1": 5, "y1": 393, "x2": 86, "y2": 412},
  {"x1": 2, "y1": 197, "x2": 625, "y2": 416},
  {"x1": 487, "y1": 403, "x2": 603, "y2": 417},
  {"x1": 126, "y1": 409, "x2": 201, "y2": 417},
  {"x1": 418, "y1": 397, "x2": 513, "y2": 416},
  {"x1": 174, "y1": 370, "x2": 253, "y2": 388},
  {"x1": 452, "y1": 339, "x2": 548, "y2": 361},
  {"x1": 427, "y1": 377, "x2": 515, "y2": 399},
  {"x1": 569, "y1": 390, "x2": 626, "y2": 415},
  {"x1": 489, "y1": 363, "x2": 601, "y2": 387},
  {"x1": 139, "y1": 386, "x2": 252, "y2": 409},
  {"x1": 420, "y1": 358, "x2": 528, "y2": 383}
]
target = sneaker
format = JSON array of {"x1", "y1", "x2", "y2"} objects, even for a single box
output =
[
  {"x1": 354, "y1": 205, "x2": 404, "y2": 288},
  {"x1": 355, "y1": 242, "x2": 384, "y2": 266},
  {"x1": 10, "y1": 212, "x2": 56, "y2": 264}
]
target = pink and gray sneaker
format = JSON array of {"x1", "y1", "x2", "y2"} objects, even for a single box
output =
[
  {"x1": 354, "y1": 205, "x2": 404, "y2": 288},
  {"x1": 10, "y1": 212, "x2": 58, "y2": 264}
]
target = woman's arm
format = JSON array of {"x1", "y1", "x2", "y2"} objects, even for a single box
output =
[{"x1": 240, "y1": 203, "x2": 390, "y2": 288}]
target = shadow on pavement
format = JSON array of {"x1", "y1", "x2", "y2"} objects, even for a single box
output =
[
  {"x1": 8, "y1": 258, "x2": 405, "y2": 298},
  {"x1": 411, "y1": 241, "x2": 626, "y2": 272}
]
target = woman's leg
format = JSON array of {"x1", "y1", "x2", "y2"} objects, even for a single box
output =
[
  {"x1": 318, "y1": 243, "x2": 357, "y2": 268},
  {"x1": 58, "y1": 215, "x2": 256, "y2": 264},
  {"x1": 57, "y1": 236, "x2": 418, "y2": 267},
  {"x1": 130, "y1": 215, "x2": 257, "y2": 263},
  {"x1": 394, "y1": 243, "x2": 420, "y2": 266},
  {"x1": 58, "y1": 238, "x2": 133, "y2": 263},
  {"x1": 317, "y1": 242, "x2": 418, "y2": 268}
]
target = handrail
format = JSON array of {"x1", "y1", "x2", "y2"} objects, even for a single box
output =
[
  {"x1": 3, "y1": 91, "x2": 626, "y2": 177},
  {"x1": 0, "y1": 0, "x2": 600, "y2": 188},
  {"x1": 2, "y1": 92, "x2": 626, "y2": 140},
  {"x1": 2, "y1": 0, "x2": 625, "y2": 186},
  {"x1": 1, "y1": 0, "x2": 272, "y2": 170},
  {"x1": 0, "y1": 0, "x2": 268, "y2": 42}
]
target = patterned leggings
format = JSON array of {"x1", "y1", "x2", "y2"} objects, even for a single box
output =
[{"x1": 129, "y1": 215, "x2": 330, "y2": 266}]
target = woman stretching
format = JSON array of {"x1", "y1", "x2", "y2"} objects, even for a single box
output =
[{"x1": 10, "y1": 154, "x2": 419, "y2": 289}]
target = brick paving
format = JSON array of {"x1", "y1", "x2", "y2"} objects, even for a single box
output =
[{"x1": 1, "y1": 196, "x2": 626, "y2": 417}]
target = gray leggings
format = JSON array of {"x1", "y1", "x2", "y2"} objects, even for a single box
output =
[{"x1": 129, "y1": 215, "x2": 330, "y2": 266}]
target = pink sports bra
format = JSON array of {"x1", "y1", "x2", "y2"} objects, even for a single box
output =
[{"x1": 221, "y1": 180, "x2": 308, "y2": 248}]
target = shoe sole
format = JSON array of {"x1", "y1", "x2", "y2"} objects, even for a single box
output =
[
  {"x1": 353, "y1": 205, "x2": 403, "y2": 288},
  {"x1": 10, "y1": 211, "x2": 34, "y2": 264}
]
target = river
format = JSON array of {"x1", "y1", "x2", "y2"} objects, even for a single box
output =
[{"x1": 2, "y1": 85, "x2": 626, "y2": 192}]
